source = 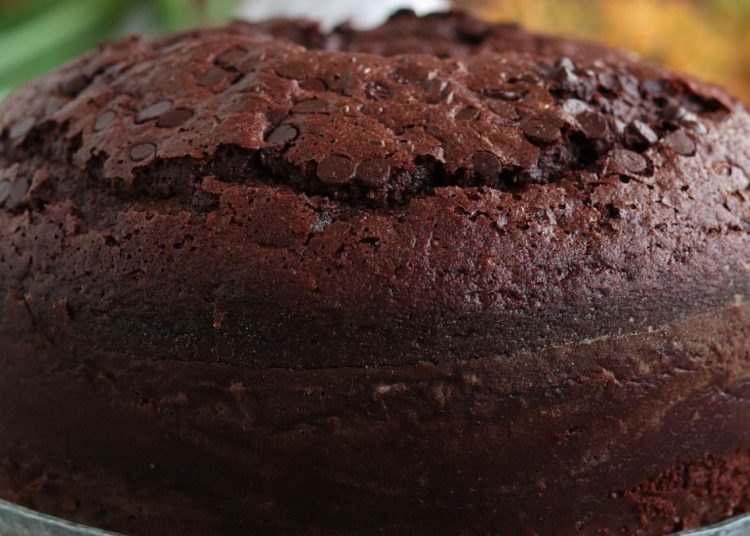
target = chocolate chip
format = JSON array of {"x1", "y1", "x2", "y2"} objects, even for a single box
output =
[
  {"x1": 216, "y1": 47, "x2": 247, "y2": 69},
  {"x1": 550, "y1": 57, "x2": 577, "y2": 85},
  {"x1": 318, "y1": 155, "x2": 355, "y2": 185},
  {"x1": 266, "y1": 124, "x2": 299, "y2": 145},
  {"x1": 521, "y1": 112, "x2": 563, "y2": 145},
  {"x1": 662, "y1": 106, "x2": 705, "y2": 134},
  {"x1": 43, "y1": 99, "x2": 63, "y2": 117},
  {"x1": 8, "y1": 175, "x2": 29, "y2": 207},
  {"x1": 0, "y1": 179, "x2": 10, "y2": 206},
  {"x1": 662, "y1": 104, "x2": 688, "y2": 122},
  {"x1": 59, "y1": 74, "x2": 89, "y2": 96},
  {"x1": 456, "y1": 16, "x2": 490, "y2": 42},
  {"x1": 456, "y1": 107, "x2": 480, "y2": 121},
  {"x1": 556, "y1": 57, "x2": 576, "y2": 71},
  {"x1": 507, "y1": 73, "x2": 540, "y2": 84},
  {"x1": 424, "y1": 79, "x2": 453, "y2": 104},
  {"x1": 299, "y1": 78, "x2": 327, "y2": 92},
  {"x1": 619, "y1": 74, "x2": 641, "y2": 100},
  {"x1": 291, "y1": 98, "x2": 330, "y2": 114},
  {"x1": 130, "y1": 143, "x2": 156, "y2": 162},
  {"x1": 356, "y1": 158, "x2": 391, "y2": 187},
  {"x1": 9, "y1": 117, "x2": 35, "y2": 140},
  {"x1": 364, "y1": 81, "x2": 392, "y2": 101},
  {"x1": 390, "y1": 7, "x2": 416, "y2": 18},
  {"x1": 597, "y1": 72, "x2": 618, "y2": 92},
  {"x1": 276, "y1": 60, "x2": 314, "y2": 80},
  {"x1": 625, "y1": 120, "x2": 659, "y2": 149},
  {"x1": 662, "y1": 129, "x2": 696, "y2": 156},
  {"x1": 94, "y1": 111, "x2": 115, "y2": 131},
  {"x1": 612, "y1": 149, "x2": 648, "y2": 174},
  {"x1": 488, "y1": 100, "x2": 519, "y2": 122},
  {"x1": 197, "y1": 67, "x2": 226, "y2": 87},
  {"x1": 391, "y1": 65, "x2": 429, "y2": 84},
  {"x1": 137, "y1": 100, "x2": 173, "y2": 124},
  {"x1": 613, "y1": 119, "x2": 626, "y2": 136},
  {"x1": 484, "y1": 88, "x2": 524, "y2": 101},
  {"x1": 577, "y1": 112, "x2": 609, "y2": 140},
  {"x1": 641, "y1": 79, "x2": 664, "y2": 95},
  {"x1": 472, "y1": 151, "x2": 501, "y2": 183},
  {"x1": 397, "y1": 139, "x2": 413, "y2": 151},
  {"x1": 157, "y1": 108, "x2": 193, "y2": 128},
  {"x1": 563, "y1": 99, "x2": 589, "y2": 116}
]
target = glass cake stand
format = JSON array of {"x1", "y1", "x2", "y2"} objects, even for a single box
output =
[{"x1": 1, "y1": 497, "x2": 749, "y2": 536}]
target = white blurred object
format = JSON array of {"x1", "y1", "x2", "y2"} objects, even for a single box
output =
[{"x1": 236, "y1": 0, "x2": 450, "y2": 29}]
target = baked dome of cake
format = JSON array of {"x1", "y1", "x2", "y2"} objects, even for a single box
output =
[{"x1": 1, "y1": 10, "x2": 750, "y2": 536}]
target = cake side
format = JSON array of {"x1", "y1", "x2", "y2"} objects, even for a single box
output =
[{"x1": 1, "y1": 295, "x2": 750, "y2": 535}]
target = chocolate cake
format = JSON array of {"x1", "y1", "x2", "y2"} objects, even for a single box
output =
[{"x1": 1, "y1": 9, "x2": 750, "y2": 536}]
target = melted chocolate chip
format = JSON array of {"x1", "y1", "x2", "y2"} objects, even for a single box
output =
[
  {"x1": 318, "y1": 155, "x2": 355, "y2": 185},
  {"x1": 130, "y1": 143, "x2": 156, "y2": 162},
  {"x1": 292, "y1": 98, "x2": 330, "y2": 114},
  {"x1": 488, "y1": 100, "x2": 519, "y2": 122},
  {"x1": 550, "y1": 57, "x2": 577, "y2": 85},
  {"x1": 521, "y1": 112, "x2": 563, "y2": 145},
  {"x1": 472, "y1": 151, "x2": 501, "y2": 184},
  {"x1": 612, "y1": 148, "x2": 648, "y2": 174},
  {"x1": 485, "y1": 88, "x2": 525, "y2": 101},
  {"x1": 356, "y1": 159, "x2": 391, "y2": 187},
  {"x1": 619, "y1": 75, "x2": 641, "y2": 101},
  {"x1": 216, "y1": 47, "x2": 248, "y2": 69},
  {"x1": 197, "y1": 67, "x2": 227, "y2": 87},
  {"x1": 363, "y1": 81, "x2": 392, "y2": 100},
  {"x1": 59, "y1": 74, "x2": 89, "y2": 96},
  {"x1": 456, "y1": 107, "x2": 480, "y2": 121},
  {"x1": 641, "y1": 79, "x2": 664, "y2": 95},
  {"x1": 563, "y1": 99, "x2": 589, "y2": 116},
  {"x1": 391, "y1": 65, "x2": 429, "y2": 84},
  {"x1": 0, "y1": 179, "x2": 10, "y2": 206},
  {"x1": 8, "y1": 176, "x2": 29, "y2": 207},
  {"x1": 276, "y1": 60, "x2": 315, "y2": 80},
  {"x1": 577, "y1": 112, "x2": 609, "y2": 140},
  {"x1": 300, "y1": 78, "x2": 327, "y2": 92},
  {"x1": 597, "y1": 72, "x2": 618, "y2": 92},
  {"x1": 157, "y1": 109, "x2": 193, "y2": 128},
  {"x1": 136, "y1": 100, "x2": 173, "y2": 124},
  {"x1": 266, "y1": 124, "x2": 299, "y2": 145},
  {"x1": 662, "y1": 104, "x2": 688, "y2": 122},
  {"x1": 94, "y1": 111, "x2": 116, "y2": 131},
  {"x1": 456, "y1": 15, "x2": 490, "y2": 42},
  {"x1": 424, "y1": 79, "x2": 453, "y2": 104},
  {"x1": 625, "y1": 120, "x2": 659, "y2": 149},
  {"x1": 663, "y1": 105, "x2": 705, "y2": 134},
  {"x1": 156, "y1": 108, "x2": 193, "y2": 128},
  {"x1": 662, "y1": 129, "x2": 696, "y2": 156},
  {"x1": 9, "y1": 117, "x2": 36, "y2": 140}
]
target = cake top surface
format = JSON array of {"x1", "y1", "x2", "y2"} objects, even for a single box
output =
[
  {"x1": 1, "y1": 10, "x2": 749, "y2": 367},
  {"x1": 0, "y1": 10, "x2": 738, "y2": 208}
]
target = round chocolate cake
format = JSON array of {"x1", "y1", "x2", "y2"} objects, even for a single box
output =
[{"x1": 1, "y1": 9, "x2": 750, "y2": 536}]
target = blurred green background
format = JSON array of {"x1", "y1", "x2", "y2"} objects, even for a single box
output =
[
  {"x1": 1, "y1": 0, "x2": 749, "y2": 102},
  {"x1": 0, "y1": 0, "x2": 240, "y2": 99}
]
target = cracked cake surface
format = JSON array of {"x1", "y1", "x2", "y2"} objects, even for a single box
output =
[{"x1": 1, "y1": 10, "x2": 750, "y2": 536}]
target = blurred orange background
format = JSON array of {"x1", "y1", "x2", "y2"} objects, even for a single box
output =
[{"x1": 463, "y1": 0, "x2": 750, "y2": 103}]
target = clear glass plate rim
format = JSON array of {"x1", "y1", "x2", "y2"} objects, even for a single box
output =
[{"x1": 0, "y1": 496, "x2": 748, "y2": 535}]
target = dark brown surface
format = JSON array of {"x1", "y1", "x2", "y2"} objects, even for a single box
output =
[{"x1": 1, "y1": 9, "x2": 750, "y2": 536}]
